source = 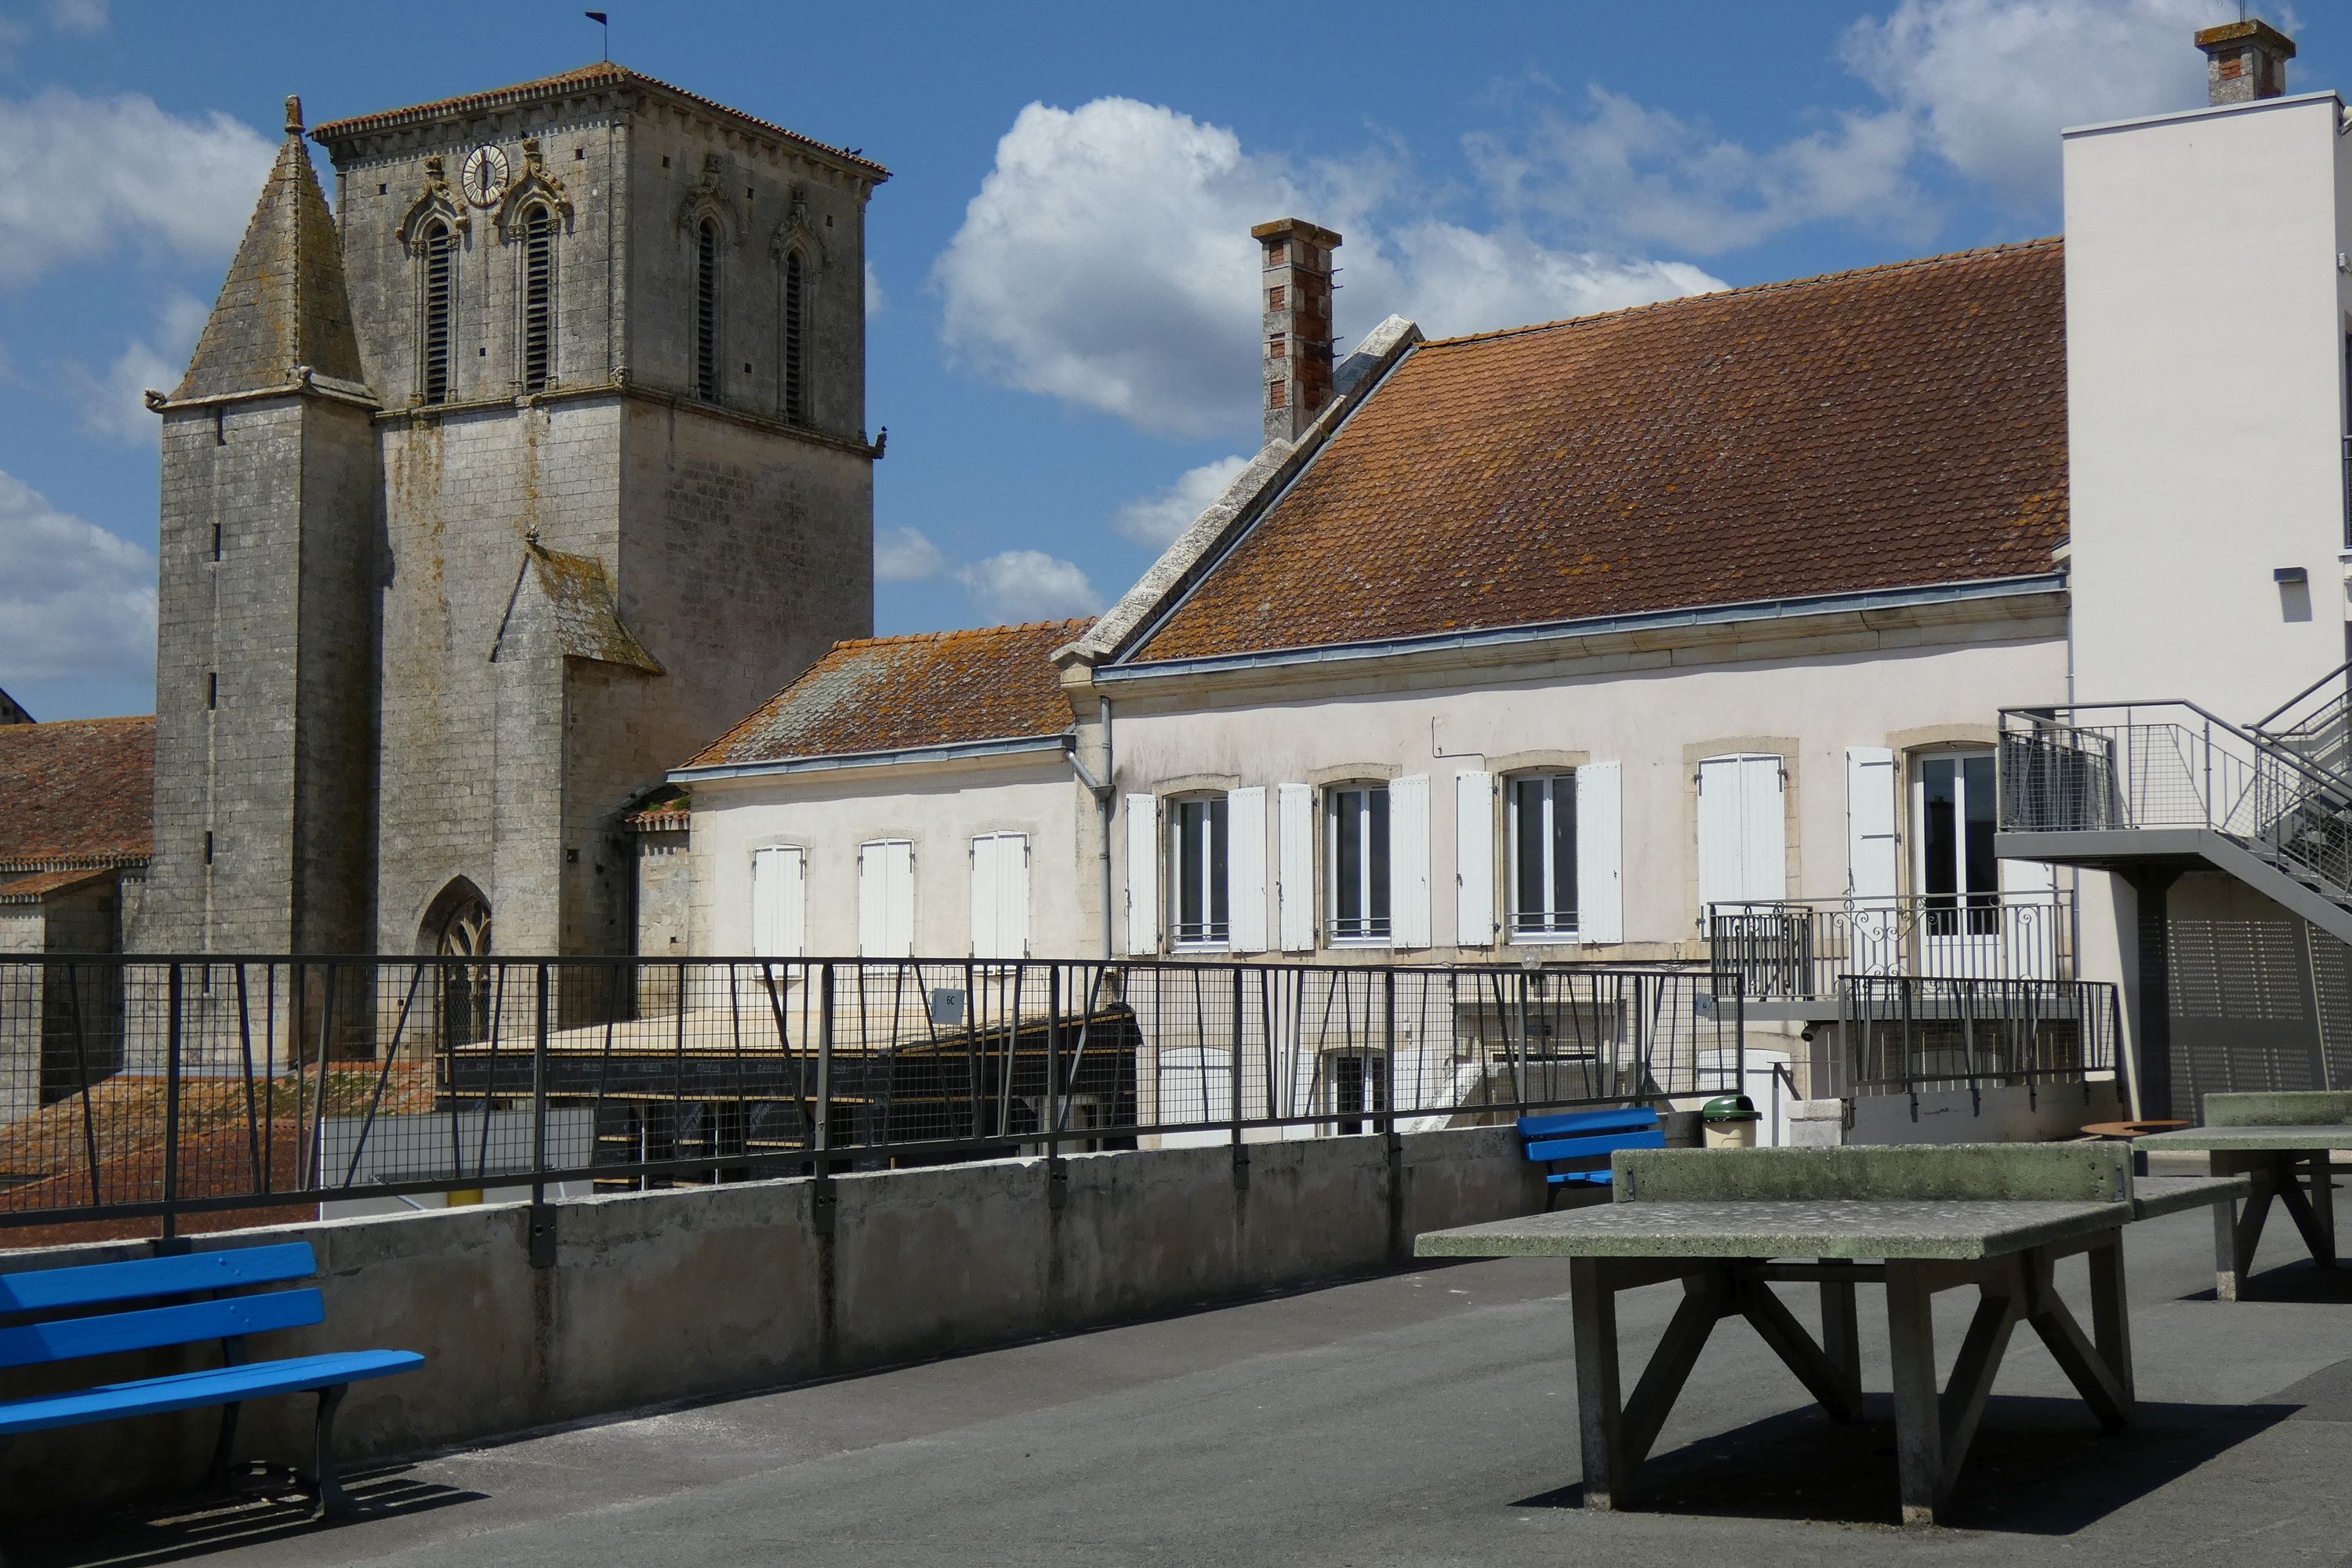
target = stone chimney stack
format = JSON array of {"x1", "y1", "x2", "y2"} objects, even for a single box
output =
[
  {"x1": 1253, "y1": 218, "x2": 1340, "y2": 445},
  {"x1": 2194, "y1": 18, "x2": 2294, "y2": 105}
]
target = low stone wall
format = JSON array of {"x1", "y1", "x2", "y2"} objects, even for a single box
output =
[
  {"x1": 1789, "y1": 1077, "x2": 2126, "y2": 1146},
  {"x1": 0, "y1": 1123, "x2": 1546, "y2": 1514}
]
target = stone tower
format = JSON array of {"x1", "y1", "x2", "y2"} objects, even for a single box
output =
[
  {"x1": 142, "y1": 68, "x2": 885, "y2": 966},
  {"x1": 143, "y1": 96, "x2": 381, "y2": 956}
]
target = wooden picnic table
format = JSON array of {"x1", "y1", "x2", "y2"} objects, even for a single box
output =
[
  {"x1": 1417, "y1": 1144, "x2": 2244, "y2": 1526},
  {"x1": 2135, "y1": 1091, "x2": 2350, "y2": 1300}
]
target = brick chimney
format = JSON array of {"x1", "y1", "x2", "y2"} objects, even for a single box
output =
[
  {"x1": 1253, "y1": 218, "x2": 1340, "y2": 445},
  {"x1": 2195, "y1": 18, "x2": 2294, "y2": 105}
]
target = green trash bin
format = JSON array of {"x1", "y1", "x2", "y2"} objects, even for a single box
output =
[{"x1": 1701, "y1": 1094, "x2": 1761, "y2": 1150}]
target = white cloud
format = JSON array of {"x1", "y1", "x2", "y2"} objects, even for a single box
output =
[
  {"x1": 874, "y1": 524, "x2": 946, "y2": 583},
  {"x1": 1843, "y1": 0, "x2": 2233, "y2": 209},
  {"x1": 47, "y1": 0, "x2": 108, "y2": 34},
  {"x1": 864, "y1": 261, "x2": 886, "y2": 317},
  {"x1": 956, "y1": 550, "x2": 1102, "y2": 621},
  {"x1": 1468, "y1": 90, "x2": 1934, "y2": 256},
  {"x1": 1112, "y1": 455, "x2": 1251, "y2": 548},
  {"x1": 0, "y1": 89, "x2": 274, "y2": 291},
  {"x1": 58, "y1": 289, "x2": 207, "y2": 444},
  {"x1": 0, "y1": 470, "x2": 154, "y2": 687},
  {"x1": 935, "y1": 98, "x2": 1723, "y2": 436}
]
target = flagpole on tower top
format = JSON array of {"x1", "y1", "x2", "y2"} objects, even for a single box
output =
[{"x1": 586, "y1": 10, "x2": 608, "y2": 60}]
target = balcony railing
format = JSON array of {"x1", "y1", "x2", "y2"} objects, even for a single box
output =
[
  {"x1": 1706, "y1": 892, "x2": 2073, "y2": 1005},
  {"x1": 1998, "y1": 702, "x2": 2352, "y2": 906}
]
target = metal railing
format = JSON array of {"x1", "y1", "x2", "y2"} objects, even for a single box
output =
[
  {"x1": 0, "y1": 956, "x2": 1744, "y2": 1239},
  {"x1": 1707, "y1": 892, "x2": 2072, "y2": 1004},
  {"x1": 2253, "y1": 659, "x2": 2352, "y2": 787},
  {"x1": 1999, "y1": 701, "x2": 2352, "y2": 907},
  {"x1": 1826, "y1": 975, "x2": 2121, "y2": 1104}
]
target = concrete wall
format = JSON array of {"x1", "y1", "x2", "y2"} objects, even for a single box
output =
[
  {"x1": 0, "y1": 1123, "x2": 1544, "y2": 1516},
  {"x1": 1098, "y1": 604, "x2": 2068, "y2": 963},
  {"x1": 690, "y1": 753, "x2": 1092, "y2": 957},
  {"x1": 2063, "y1": 91, "x2": 2352, "y2": 721}
]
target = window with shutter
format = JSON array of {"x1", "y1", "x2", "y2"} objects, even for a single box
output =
[
  {"x1": 857, "y1": 840, "x2": 913, "y2": 957},
  {"x1": 1171, "y1": 797, "x2": 1230, "y2": 946},
  {"x1": 695, "y1": 220, "x2": 721, "y2": 401},
  {"x1": 1508, "y1": 772, "x2": 1578, "y2": 938},
  {"x1": 521, "y1": 205, "x2": 555, "y2": 393},
  {"x1": 1697, "y1": 754, "x2": 1787, "y2": 912},
  {"x1": 782, "y1": 248, "x2": 809, "y2": 425},
  {"x1": 971, "y1": 832, "x2": 1029, "y2": 960},
  {"x1": 420, "y1": 220, "x2": 455, "y2": 405},
  {"x1": 1327, "y1": 783, "x2": 1391, "y2": 942},
  {"x1": 750, "y1": 846, "x2": 806, "y2": 958}
]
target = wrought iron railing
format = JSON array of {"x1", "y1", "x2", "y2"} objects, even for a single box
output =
[
  {"x1": 0, "y1": 956, "x2": 1743, "y2": 1240},
  {"x1": 1998, "y1": 701, "x2": 2352, "y2": 907},
  {"x1": 1826, "y1": 975, "x2": 2121, "y2": 1103},
  {"x1": 1707, "y1": 892, "x2": 2072, "y2": 1004}
]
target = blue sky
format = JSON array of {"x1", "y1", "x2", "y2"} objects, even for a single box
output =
[{"x1": 0, "y1": 0, "x2": 2335, "y2": 721}]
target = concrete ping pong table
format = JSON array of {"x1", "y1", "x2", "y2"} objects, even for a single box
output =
[
  {"x1": 2134, "y1": 1090, "x2": 2350, "y2": 1301},
  {"x1": 1416, "y1": 1143, "x2": 2244, "y2": 1526}
]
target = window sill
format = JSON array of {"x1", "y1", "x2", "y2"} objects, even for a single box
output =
[
  {"x1": 1171, "y1": 941, "x2": 1232, "y2": 956},
  {"x1": 1509, "y1": 931, "x2": 1582, "y2": 946},
  {"x1": 1324, "y1": 936, "x2": 1394, "y2": 950}
]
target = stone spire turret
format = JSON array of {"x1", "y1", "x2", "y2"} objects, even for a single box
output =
[{"x1": 170, "y1": 93, "x2": 368, "y2": 401}]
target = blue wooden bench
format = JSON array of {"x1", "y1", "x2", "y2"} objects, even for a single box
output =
[
  {"x1": 1518, "y1": 1108, "x2": 1665, "y2": 1209},
  {"x1": 0, "y1": 1242, "x2": 421, "y2": 1523}
]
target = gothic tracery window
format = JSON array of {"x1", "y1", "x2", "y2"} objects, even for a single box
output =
[
  {"x1": 421, "y1": 219, "x2": 456, "y2": 405},
  {"x1": 695, "y1": 219, "x2": 720, "y2": 401},
  {"x1": 782, "y1": 247, "x2": 808, "y2": 425},
  {"x1": 521, "y1": 204, "x2": 556, "y2": 394}
]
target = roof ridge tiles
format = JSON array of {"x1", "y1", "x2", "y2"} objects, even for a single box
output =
[
  {"x1": 310, "y1": 63, "x2": 889, "y2": 179},
  {"x1": 1419, "y1": 237, "x2": 2065, "y2": 351},
  {"x1": 823, "y1": 617, "x2": 1095, "y2": 653}
]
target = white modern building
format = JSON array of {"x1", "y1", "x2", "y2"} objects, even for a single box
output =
[{"x1": 663, "y1": 20, "x2": 2352, "y2": 1123}]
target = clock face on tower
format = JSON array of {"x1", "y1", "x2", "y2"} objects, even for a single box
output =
[{"x1": 460, "y1": 145, "x2": 509, "y2": 208}]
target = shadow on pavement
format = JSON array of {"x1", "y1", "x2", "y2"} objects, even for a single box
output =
[
  {"x1": 4, "y1": 1465, "x2": 481, "y2": 1566},
  {"x1": 2178, "y1": 1258, "x2": 2352, "y2": 1305},
  {"x1": 1510, "y1": 1395, "x2": 2296, "y2": 1533}
]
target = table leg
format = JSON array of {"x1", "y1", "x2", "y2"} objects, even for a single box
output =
[
  {"x1": 2211, "y1": 1151, "x2": 2272, "y2": 1300},
  {"x1": 1885, "y1": 1260, "x2": 1944, "y2": 1527},
  {"x1": 2026, "y1": 1236, "x2": 2133, "y2": 1431},
  {"x1": 1819, "y1": 1260, "x2": 1862, "y2": 1419},
  {"x1": 2274, "y1": 1152, "x2": 2336, "y2": 1269},
  {"x1": 1570, "y1": 1257, "x2": 1628, "y2": 1511}
]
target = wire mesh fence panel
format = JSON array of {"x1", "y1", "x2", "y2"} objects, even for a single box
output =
[
  {"x1": 0, "y1": 955, "x2": 1748, "y2": 1236},
  {"x1": 1833, "y1": 975, "x2": 2120, "y2": 1099}
]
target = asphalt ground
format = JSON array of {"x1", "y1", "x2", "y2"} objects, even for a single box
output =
[{"x1": 13, "y1": 1200, "x2": 2352, "y2": 1567}]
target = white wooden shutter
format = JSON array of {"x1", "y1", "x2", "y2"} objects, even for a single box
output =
[
  {"x1": 857, "y1": 840, "x2": 913, "y2": 957},
  {"x1": 1277, "y1": 782, "x2": 1315, "y2": 953},
  {"x1": 1124, "y1": 795, "x2": 1159, "y2": 955},
  {"x1": 1388, "y1": 774, "x2": 1431, "y2": 949},
  {"x1": 1845, "y1": 747, "x2": 1899, "y2": 899},
  {"x1": 1575, "y1": 761, "x2": 1623, "y2": 945},
  {"x1": 970, "y1": 833, "x2": 1028, "y2": 960},
  {"x1": 751, "y1": 846, "x2": 805, "y2": 958},
  {"x1": 1741, "y1": 756, "x2": 1787, "y2": 902},
  {"x1": 1226, "y1": 787, "x2": 1268, "y2": 953},
  {"x1": 1454, "y1": 770, "x2": 1494, "y2": 948},
  {"x1": 1696, "y1": 758, "x2": 1744, "y2": 913}
]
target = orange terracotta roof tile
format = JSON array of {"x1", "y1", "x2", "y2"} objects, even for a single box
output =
[
  {"x1": 311, "y1": 64, "x2": 889, "y2": 180},
  {"x1": 0, "y1": 868, "x2": 114, "y2": 902},
  {"x1": 1131, "y1": 240, "x2": 2067, "y2": 663},
  {"x1": 0, "y1": 716, "x2": 154, "y2": 870},
  {"x1": 684, "y1": 620, "x2": 1089, "y2": 770}
]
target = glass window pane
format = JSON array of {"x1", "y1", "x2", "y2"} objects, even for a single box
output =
[
  {"x1": 1922, "y1": 758, "x2": 1958, "y2": 903},
  {"x1": 1334, "y1": 791, "x2": 1363, "y2": 930},
  {"x1": 1513, "y1": 779, "x2": 1544, "y2": 923},
  {"x1": 1208, "y1": 797, "x2": 1230, "y2": 935},
  {"x1": 1368, "y1": 787, "x2": 1391, "y2": 931},
  {"x1": 1176, "y1": 801, "x2": 1203, "y2": 936},
  {"x1": 1551, "y1": 778, "x2": 1577, "y2": 927}
]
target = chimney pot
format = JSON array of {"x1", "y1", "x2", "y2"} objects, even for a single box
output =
[
  {"x1": 2194, "y1": 18, "x2": 2294, "y2": 106},
  {"x1": 1252, "y1": 217, "x2": 1341, "y2": 445}
]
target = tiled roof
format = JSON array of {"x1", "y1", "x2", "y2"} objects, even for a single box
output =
[
  {"x1": 1130, "y1": 240, "x2": 2068, "y2": 664},
  {"x1": 0, "y1": 717, "x2": 154, "y2": 871},
  {"x1": 310, "y1": 64, "x2": 890, "y2": 180},
  {"x1": 684, "y1": 620, "x2": 1088, "y2": 770},
  {"x1": 0, "y1": 868, "x2": 114, "y2": 904},
  {"x1": 174, "y1": 126, "x2": 368, "y2": 402}
]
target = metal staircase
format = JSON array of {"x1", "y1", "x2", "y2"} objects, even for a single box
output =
[{"x1": 1997, "y1": 666, "x2": 2352, "y2": 945}]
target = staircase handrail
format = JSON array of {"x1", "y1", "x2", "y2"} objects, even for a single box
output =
[
  {"x1": 2252, "y1": 659, "x2": 2352, "y2": 735},
  {"x1": 2000, "y1": 699, "x2": 2352, "y2": 811}
]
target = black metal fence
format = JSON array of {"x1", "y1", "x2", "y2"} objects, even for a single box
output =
[
  {"x1": 0, "y1": 956, "x2": 1744, "y2": 1237},
  {"x1": 1708, "y1": 894, "x2": 2072, "y2": 1004},
  {"x1": 1827, "y1": 975, "x2": 2122, "y2": 1103}
]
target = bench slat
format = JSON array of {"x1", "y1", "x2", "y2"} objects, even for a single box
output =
[
  {"x1": 1526, "y1": 1128, "x2": 1666, "y2": 1163},
  {"x1": 0, "y1": 1349, "x2": 423, "y2": 1436},
  {"x1": 1518, "y1": 1109, "x2": 1657, "y2": 1141},
  {"x1": 1548, "y1": 1171, "x2": 1614, "y2": 1186},
  {"x1": 0, "y1": 1243, "x2": 317, "y2": 1315},
  {"x1": 0, "y1": 1289, "x2": 324, "y2": 1370}
]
